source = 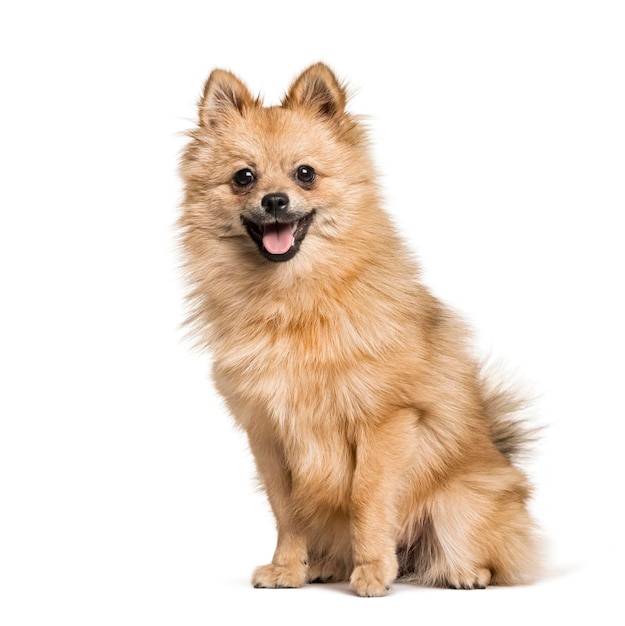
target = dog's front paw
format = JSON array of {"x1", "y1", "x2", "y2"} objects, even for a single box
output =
[
  {"x1": 350, "y1": 561, "x2": 396, "y2": 597},
  {"x1": 447, "y1": 568, "x2": 492, "y2": 590},
  {"x1": 252, "y1": 562, "x2": 307, "y2": 589}
]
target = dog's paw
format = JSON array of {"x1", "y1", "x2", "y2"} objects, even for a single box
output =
[
  {"x1": 446, "y1": 568, "x2": 492, "y2": 590},
  {"x1": 350, "y1": 561, "x2": 395, "y2": 597},
  {"x1": 252, "y1": 562, "x2": 307, "y2": 589}
]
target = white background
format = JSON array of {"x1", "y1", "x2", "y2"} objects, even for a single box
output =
[{"x1": 1, "y1": 1, "x2": 623, "y2": 623}]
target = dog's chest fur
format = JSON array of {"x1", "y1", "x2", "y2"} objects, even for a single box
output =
[
  {"x1": 209, "y1": 296, "x2": 411, "y2": 506},
  {"x1": 212, "y1": 312, "x2": 390, "y2": 423}
]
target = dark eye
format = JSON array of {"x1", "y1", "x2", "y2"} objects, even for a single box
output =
[
  {"x1": 233, "y1": 168, "x2": 255, "y2": 187},
  {"x1": 295, "y1": 165, "x2": 316, "y2": 185}
]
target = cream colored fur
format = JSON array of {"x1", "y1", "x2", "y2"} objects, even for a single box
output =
[{"x1": 179, "y1": 63, "x2": 540, "y2": 596}]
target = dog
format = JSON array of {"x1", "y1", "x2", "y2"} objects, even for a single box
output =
[{"x1": 179, "y1": 63, "x2": 540, "y2": 596}]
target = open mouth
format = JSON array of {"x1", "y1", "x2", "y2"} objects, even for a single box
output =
[{"x1": 242, "y1": 211, "x2": 315, "y2": 262}]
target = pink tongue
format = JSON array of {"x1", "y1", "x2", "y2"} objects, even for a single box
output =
[{"x1": 263, "y1": 223, "x2": 294, "y2": 255}]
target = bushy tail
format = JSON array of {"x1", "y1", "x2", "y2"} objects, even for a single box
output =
[{"x1": 480, "y1": 366, "x2": 541, "y2": 463}]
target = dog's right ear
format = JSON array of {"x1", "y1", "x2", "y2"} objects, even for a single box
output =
[
  {"x1": 199, "y1": 69, "x2": 255, "y2": 127},
  {"x1": 282, "y1": 63, "x2": 347, "y2": 120}
]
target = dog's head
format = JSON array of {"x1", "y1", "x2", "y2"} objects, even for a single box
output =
[{"x1": 180, "y1": 63, "x2": 378, "y2": 267}]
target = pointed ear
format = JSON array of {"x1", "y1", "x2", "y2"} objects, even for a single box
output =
[
  {"x1": 199, "y1": 69, "x2": 256, "y2": 127},
  {"x1": 282, "y1": 63, "x2": 347, "y2": 119}
]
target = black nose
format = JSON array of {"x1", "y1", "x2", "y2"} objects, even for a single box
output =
[{"x1": 261, "y1": 192, "x2": 289, "y2": 215}]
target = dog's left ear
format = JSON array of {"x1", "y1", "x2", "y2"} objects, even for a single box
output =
[
  {"x1": 199, "y1": 69, "x2": 256, "y2": 128},
  {"x1": 282, "y1": 63, "x2": 347, "y2": 119}
]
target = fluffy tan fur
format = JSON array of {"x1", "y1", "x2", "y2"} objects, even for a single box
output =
[{"x1": 179, "y1": 63, "x2": 540, "y2": 596}]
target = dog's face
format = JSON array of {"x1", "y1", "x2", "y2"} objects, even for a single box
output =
[
  {"x1": 181, "y1": 64, "x2": 377, "y2": 267},
  {"x1": 206, "y1": 104, "x2": 335, "y2": 264}
]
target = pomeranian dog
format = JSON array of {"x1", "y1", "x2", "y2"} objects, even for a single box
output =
[{"x1": 179, "y1": 63, "x2": 540, "y2": 596}]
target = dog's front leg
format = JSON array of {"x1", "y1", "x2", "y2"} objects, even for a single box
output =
[
  {"x1": 349, "y1": 408, "x2": 417, "y2": 597},
  {"x1": 247, "y1": 427, "x2": 308, "y2": 589}
]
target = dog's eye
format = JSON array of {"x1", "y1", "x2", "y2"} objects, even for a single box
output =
[
  {"x1": 295, "y1": 165, "x2": 316, "y2": 185},
  {"x1": 233, "y1": 168, "x2": 255, "y2": 187}
]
